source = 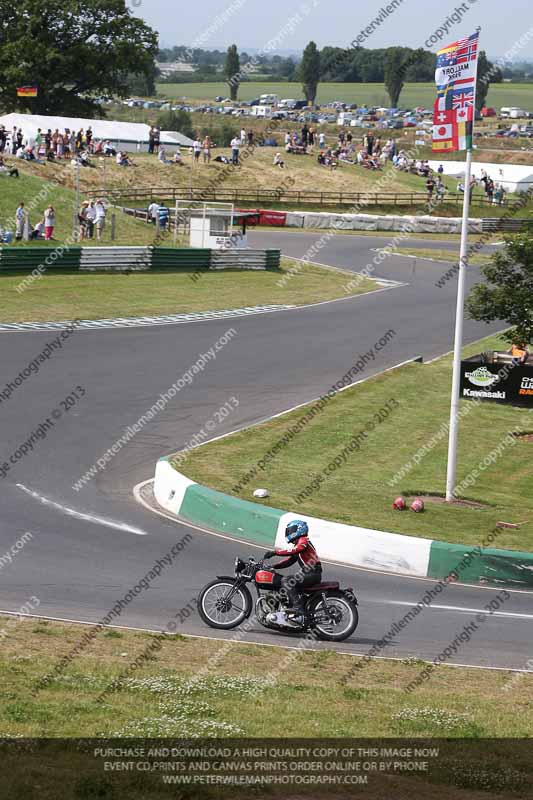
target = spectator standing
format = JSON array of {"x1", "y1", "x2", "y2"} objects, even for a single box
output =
[
  {"x1": 247, "y1": 129, "x2": 254, "y2": 146},
  {"x1": 301, "y1": 124, "x2": 309, "y2": 146},
  {"x1": 486, "y1": 178, "x2": 494, "y2": 204},
  {"x1": 193, "y1": 138, "x2": 202, "y2": 163},
  {"x1": 158, "y1": 203, "x2": 170, "y2": 231},
  {"x1": 318, "y1": 131, "x2": 326, "y2": 148},
  {"x1": 44, "y1": 129, "x2": 52, "y2": 155},
  {"x1": 11, "y1": 127, "x2": 18, "y2": 155},
  {"x1": 240, "y1": 128, "x2": 246, "y2": 146},
  {"x1": 86, "y1": 127, "x2": 93, "y2": 151},
  {"x1": 426, "y1": 175, "x2": 436, "y2": 203},
  {"x1": 147, "y1": 201, "x2": 159, "y2": 224},
  {"x1": 16, "y1": 129, "x2": 23, "y2": 150},
  {"x1": 148, "y1": 126, "x2": 155, "y2": 154},
  {"x1": 85, "y1": 200, "x2": 96, "y2": 238},
  {"x1": 230, "y1": 136, "x2": 240, "y2": 165},
  {"x1": 435, "y1": 176, "x2": 445, "y2": 202},
  {"x1": 153, "y1": 127, "x2": 160, "y2": 152},
  {"x1": 438, "y1": 163, "x2": 444, "y2": 175},
  {"x1": 15, "y1": 202, "x2": 26, "y2": 239},
  {"x1": 308, "y1": 127, "x2": 315, "y2": 147},
  {"x1": 95, "y1": 199, "x2": 106, "y2": 241},
  {"x1": 44, "y1": 204, "x2": 55, "y2": 240},
  {"x1": 78, "y1": 201, "x2": 88, "y2": 240},
  {"x1": 202, "y1": 135, "x2": 211, "y2": 163},
  {"x1": 0, "y1": 126, "x2": 6, "y2": 153}
]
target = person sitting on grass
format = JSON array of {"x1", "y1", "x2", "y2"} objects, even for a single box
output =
[
  {"x1": 273, "y1": 152, "x2": 285, "y2": 169},
  {"x1": 116, "y1": 151, "x2": 133, "y2": 167},
  {"x1": 30, "y1": 218, "x2": 44, "y2": 240},
  {"x1": 158, "y1": 146, "x2": 171, "y2": 165},
  {"x1": 0, "y1": 155, "x2": 18, "y2": 177},
  {"x1": 173, "y1": 149, "x2": 183, "y2": 165}
]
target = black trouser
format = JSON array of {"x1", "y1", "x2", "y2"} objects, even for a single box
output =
[{"x1": 279, "y1": 570, "x2": 322, "y2": 610}]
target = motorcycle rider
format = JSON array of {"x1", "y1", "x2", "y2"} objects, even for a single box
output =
[{"x1": 264, "y1": 520, "x2": 322, "y2": 620}]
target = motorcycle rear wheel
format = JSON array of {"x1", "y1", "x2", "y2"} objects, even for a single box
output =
[
  {"x1": 309, "y1": 591, "x2": 359, "y2": 641},
  {"x1": 197, "y1": 579, "x2": 252, "y2": 629}
]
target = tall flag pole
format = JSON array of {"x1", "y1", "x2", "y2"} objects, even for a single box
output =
[{"x1": 431, "y1": 28, "x2": 481, "y2": 501}]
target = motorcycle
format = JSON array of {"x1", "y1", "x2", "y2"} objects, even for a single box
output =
[{"x1": 197, "y1": 556, "x2": 359, "y2": 641}]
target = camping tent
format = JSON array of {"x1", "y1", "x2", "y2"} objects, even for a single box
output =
[{"x1": 0, "y1": 113, "x2": 194, "y2": 153}]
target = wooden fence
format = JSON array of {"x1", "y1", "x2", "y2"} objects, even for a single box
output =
[{"x1": 87, "y1": 186, "x2": 510, "y2": 209}]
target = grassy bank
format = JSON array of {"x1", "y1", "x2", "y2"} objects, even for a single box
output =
[
  {"x1": 3, "y1": 618, "x2": 532, "y2": 796},
  {"x1": 0, "y1": 170, "x2": 157, "y2": 247},
  {"x1": 1, "y1": 618, "x2": 531, "y2": 739},
  {"x1": 182, "y1": 333, "x2": 533, "y2": 550},
  {"x1": 0, "y1": 257, "x2": 376, "y2": 323}
]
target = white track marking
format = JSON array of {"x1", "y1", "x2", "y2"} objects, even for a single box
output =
[
  {"x1": 17, "y1": 483, "x2": 148, "y2": 536},
  {"x1": 134, "y1": 479, "x2": 533, "y2": 596},
  {"x1": 388, "y1": 600, "x2": 533, "y2": 620},
  {"x1": 1, "y1": 609, "x2": 531, "y2": 673}
]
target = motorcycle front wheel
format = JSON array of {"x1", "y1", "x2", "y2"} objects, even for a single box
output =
[
  {"x1": 197, "y1": 579, "x2": 252, "y2": 629},
  {"x1": 309, "y1": 591, "x2": 359, "y2": 641}
]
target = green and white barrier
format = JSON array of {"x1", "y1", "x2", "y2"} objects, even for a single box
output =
[
  {"x1": 154, "y1": 457, "x2": 533, "y2": 586},
  {"x1": 0, "y1": 246, "x2": 280, "y2": 273}
]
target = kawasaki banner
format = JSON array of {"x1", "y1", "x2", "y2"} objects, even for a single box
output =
[{"x1": 460, "y1": 359, "x2": 533, "y2": 406}]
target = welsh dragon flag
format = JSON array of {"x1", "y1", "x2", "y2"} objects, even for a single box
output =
[{"x1": 432, "y1": 30, "x2": 479, "y2": 153}]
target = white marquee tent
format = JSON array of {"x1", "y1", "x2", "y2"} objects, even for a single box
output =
[
  {"x1": 0, "y1": 113, "x2": 194, "y2": 152},
  {"x1": 428, "y1": 159, "x2": 533, "y2": 194}
]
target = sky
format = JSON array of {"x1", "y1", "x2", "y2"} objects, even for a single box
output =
[{"x1": 136, "y1": 0, "x2": 533, "y2": 59}]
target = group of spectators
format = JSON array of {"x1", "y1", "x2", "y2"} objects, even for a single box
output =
[
  {"x1": 12, "y1": 198, "x2": 107, "y2": 242},
  {"x1": 78, "y1": 199, "x2": 107, "y2": 240},
  {"x1": 15, "y1": 201, "x2": 55, "y2": 241}
]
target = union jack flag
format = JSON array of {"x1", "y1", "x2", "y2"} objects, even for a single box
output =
[{"x1": 452, "y1": 89, "x2": 475, "y2": 110}]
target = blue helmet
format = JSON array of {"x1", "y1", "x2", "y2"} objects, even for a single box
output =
[{"x1": 285, "y1": 519, "x2": 309, "y2": 543}]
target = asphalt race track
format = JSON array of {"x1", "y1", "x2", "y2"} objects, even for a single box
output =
[{"x1": 1, "y1": 230, "x2": 531, "y2": 673}]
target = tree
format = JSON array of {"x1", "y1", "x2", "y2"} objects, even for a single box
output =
[
  {"x1": 0, "y1": 0, "x2": 158, "y2": 116},
  {"x1": 466, "y1": 234, "x2": 533, "y2": 345},
  {"x1": 225, "y1": 45, "x2": 240, "y2": 101},
  {"x1": 384, "y1": 47, "x2": 406, "y2": 107},
  {"x1": 156, "y1": 110, "x2": 194, "y2": 140},
  {"x1": 475, "y1": 50, "x2": 503, "y2": 112},
  {"x1": 299, "y1": 41, "x2": 320, "y2": 105}
]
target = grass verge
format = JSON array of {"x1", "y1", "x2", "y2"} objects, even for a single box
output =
[
  {"x1": 0, "y1": 618, "x2": 531, "y2": 740},
  {"x1": 182, "y1": 333, "x2": 533, "y2": 550},
  {"x1": 392, "y1": 248, "x2": 491, "y2": 266},
  {"x1": 0, "y1": 257, "x2": 375, "y2": 323}
]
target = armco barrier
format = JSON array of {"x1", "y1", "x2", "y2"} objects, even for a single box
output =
[
  {"x1": 0, "y1": 247, "x2": 280, "y2": 273},
  {"x1": 154, "y1": 456, "x2": 533, "y2": 587}
]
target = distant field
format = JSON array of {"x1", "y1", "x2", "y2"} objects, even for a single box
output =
[{"x1": 157, "y1": 81, "x2": 533, "y2": 110}]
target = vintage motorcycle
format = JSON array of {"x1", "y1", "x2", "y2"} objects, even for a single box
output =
[{"x1": 197, "y1": 556, "x2": 359, "y2": 641}]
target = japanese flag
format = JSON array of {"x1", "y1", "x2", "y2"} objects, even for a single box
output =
[{"x1": 433, "y1": 122, "x2": 453, "y2": 140}]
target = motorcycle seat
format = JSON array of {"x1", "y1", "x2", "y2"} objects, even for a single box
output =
[{"x1": 302, "y1": 582, "x2": 340, "y2": 592}]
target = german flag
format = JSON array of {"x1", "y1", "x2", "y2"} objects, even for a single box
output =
[{"x1": 17, "y1": 86, "x2": 38, "y2": 97}]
